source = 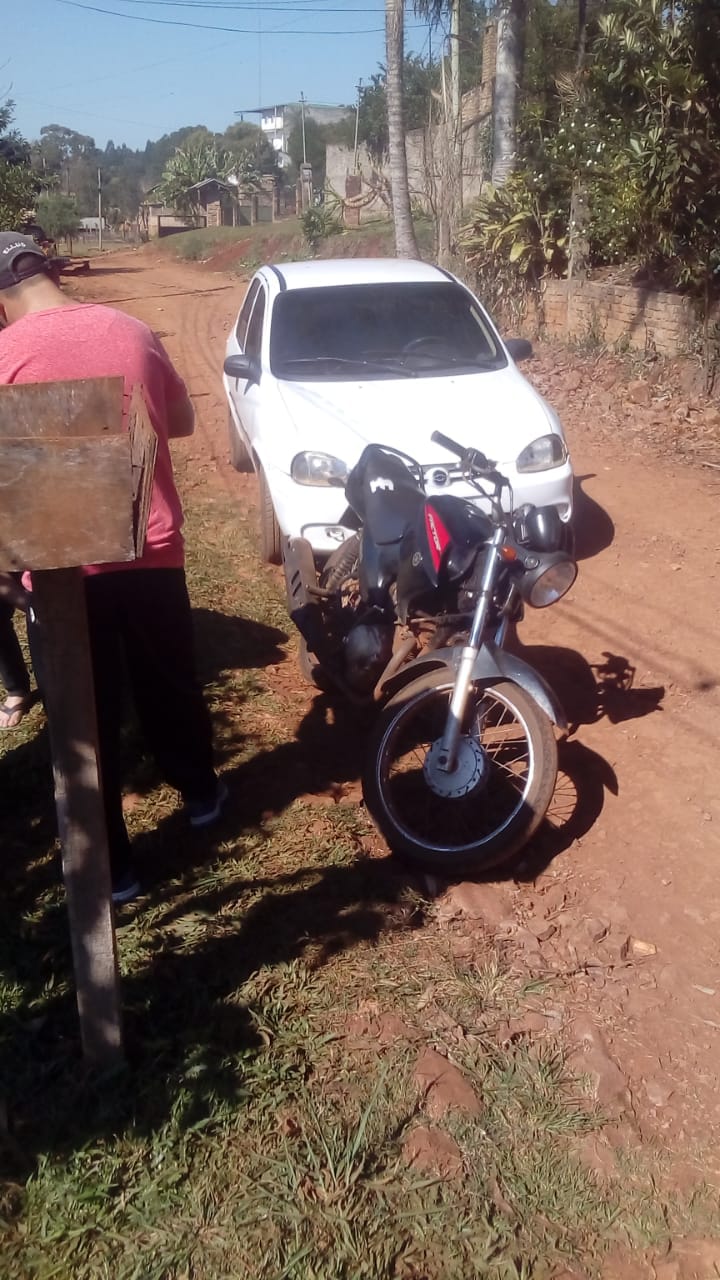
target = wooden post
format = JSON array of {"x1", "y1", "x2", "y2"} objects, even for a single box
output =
[
  {"x1": 0, "y1": 378, "x2": 157, "y2": 1066},
  {"x1": 31, "y1": 568, "x2": 123, "y2": 1064}
]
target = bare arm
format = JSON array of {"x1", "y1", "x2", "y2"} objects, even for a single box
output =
[{"x1": 167, "y1": 393, "x2": 195, "y2": 439}]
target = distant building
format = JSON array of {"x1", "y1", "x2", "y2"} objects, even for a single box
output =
[
  {"x1": 79, "y1": 216, "x2": 106, "y2": 232},
  {"x1": 236, "y1": 102, "x2": 352, "y2": 169}
]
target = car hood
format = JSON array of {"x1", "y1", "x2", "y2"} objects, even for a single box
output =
[{"x1": 275, "y1": 367, "x2": 556, "y2": 466}]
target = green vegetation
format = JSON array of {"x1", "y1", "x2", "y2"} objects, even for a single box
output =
[
  {"x1": 299, "y1": 205, "x2": 343, "y2": 253},
  {"x1": 35, "y1": 192, "x2": 81, "y2": 247},
  {"x1": 461, "y1": 0, "x2": 720, "y2": 300},
  {"x1": 150, "y1": 218, "x2": 436, "y2": 271},
  {"x1": 0, "y1": 101, "x2": 37, "y2": 230},
  {"x1": 26, "y1": 121, "x2": 279, "y2": 225}
]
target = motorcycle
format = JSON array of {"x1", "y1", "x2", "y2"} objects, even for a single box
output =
[{"x1": 283, "y1": 429, "x2": 577, "y2": 876}]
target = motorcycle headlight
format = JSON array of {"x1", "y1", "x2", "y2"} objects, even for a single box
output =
[
  {"x1": 521, "y1": 553, "x2": 577, "y2": 608},
  {"x1": 516, "y1": 434, "x2": 568, "y2": 473},
  {"x1": 291, "y1": 452, "x2": 348, "y2": 487}
]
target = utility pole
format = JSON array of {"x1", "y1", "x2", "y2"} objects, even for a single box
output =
[
  {"x1": 298, "y1": 91, "x2": 312, "y2": 212},
  {"x1": 353, "y1": 78, "x2": 363, "y2": 172},
  {"x1": 97, "y1": 168, "x2": 103, "y2": 251}
]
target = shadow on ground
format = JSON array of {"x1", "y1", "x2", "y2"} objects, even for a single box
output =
[
  {"x1": 573, "y1": 474, "x2": 615, "y2": 561},
  {"x1": 0, "y1": 597, "x2": 663, "y2": 1175},
  {"x1": 74, "y1": 266, "x2": 145, "y2": 276}
]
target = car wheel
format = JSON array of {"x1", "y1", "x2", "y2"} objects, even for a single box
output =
[
  {"x1": 227, "y1": 406, "x2": 253, "y2": 472},
  {"x1": 258, "y1": 465, "x2": 282, "y2": 564}
]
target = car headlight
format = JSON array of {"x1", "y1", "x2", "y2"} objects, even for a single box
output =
[
  {"x1": 516, "y1": 434, "x2": 568, "y2": 473},
  {"x1": 291, "y1": 452, "x2": 348, "y2": 487}
]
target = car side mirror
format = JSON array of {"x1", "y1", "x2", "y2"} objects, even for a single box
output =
[
  {"x1": 224, "y1": 353, "x2": 260, "y2": 383},
  {"x1": 504, "y1": 337, "x2": 534, "y2": 363}
]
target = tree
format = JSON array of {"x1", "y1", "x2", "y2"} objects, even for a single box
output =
[
  {"x1": 0, "y1": 101, "x2": 36, "y2": 230},
  {"x1": 222, "y1": 122, "x2": 277, "y2": 175},
  {"x1": 156, "y1": 140, "x2": 232, "y2": 221},
  {"x1": 413, "y1": 0, "x2": 488, "y2": 94},
  {"x1": 591, "y1": 0, "x2": 720, "y2": 286},
  {"x1": 492, "y1": 0, "x2": 528, "y2": 188},
  {"x1": 35, "y1": 193, "x2": 81, "y2": 250},
  {"x1": 229, "y1": 151, "x2": 263, "y2": 195},
  {"x1": 287, "y1": 117, "x2": 328, "y2": 186},
  {"x1": 385, "y1": 0, "x2": 420, "y2": 257},
  {"x1": 354, "y1": 57, "x2": 439, "y2": 164}
]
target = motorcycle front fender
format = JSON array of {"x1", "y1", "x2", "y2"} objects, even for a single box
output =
[{"x1": 380, "y1": 641, "x2": 568, "y2": 732}]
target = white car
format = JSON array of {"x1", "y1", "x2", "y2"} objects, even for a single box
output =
[{"x1": 223, "y1": 258, "x2": 573, "y2": 563}]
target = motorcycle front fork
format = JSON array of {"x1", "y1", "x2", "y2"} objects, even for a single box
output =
[{"x1": 435, "y1": 527, "x2": 506, "y2": 774}]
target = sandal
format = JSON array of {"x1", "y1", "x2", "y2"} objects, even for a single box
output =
[{"x1": 0, "y1": 691, "x2": 38, "y2": 729}]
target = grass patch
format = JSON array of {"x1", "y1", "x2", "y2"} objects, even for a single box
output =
[
  {"x1": 150, "y1": 217, "x2": 436, "y2": 274},
  {"x1": 155, "y1": 220, "x2": 304, "y2": 263},
  {"x1": 1, "y1": 475, "x2": 717, "y2": 1277}
]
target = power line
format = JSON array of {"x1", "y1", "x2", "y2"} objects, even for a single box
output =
[
  {"x1": 96, "y1": 1, "x2": 387, "y2": 9},
  {"x1": 16, "y1": 95, "x2": 182, "y2": 130},
  {"x1": 55, "y1": 0, "x2": 425, "y2": 35},
  {"x1": 42, "y1": 38, "x2": 233, "y2": 94}
]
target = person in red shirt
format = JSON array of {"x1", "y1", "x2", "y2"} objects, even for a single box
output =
[{"x1": 0, "y1": 231, "x2": 226, "y2": 903}]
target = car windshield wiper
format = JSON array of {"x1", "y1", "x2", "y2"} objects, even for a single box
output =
[
  {"x1": 404, "y1": 352, "x2": 502, "y2": 369},
  {"x1": 278, "y1": 355, "x2": 418, "y2": 378}
]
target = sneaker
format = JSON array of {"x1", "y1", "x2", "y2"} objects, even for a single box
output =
[
  {"x1": 112, "y1": 870, "x2": 141, "y2": 905},
  {"x1": 187, "y1": 779, "x2": 229, "y2": 829}
]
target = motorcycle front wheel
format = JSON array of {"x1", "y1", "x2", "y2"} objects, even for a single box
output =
[{"x1": 363, "y1": 673, "x2": 558, "y2": 876}]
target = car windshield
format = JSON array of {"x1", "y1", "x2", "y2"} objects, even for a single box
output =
[{"x1": 269, "y1": 281, "x2": 507, "y2": 380}]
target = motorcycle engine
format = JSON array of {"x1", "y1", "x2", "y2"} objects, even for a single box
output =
[{"x1": 343, "y1": 620, "x2": 394, "y2": 693}]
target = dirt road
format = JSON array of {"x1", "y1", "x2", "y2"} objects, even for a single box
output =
[{"x1": 74, "y1": 249, "x2": 720, "y2": 1174}]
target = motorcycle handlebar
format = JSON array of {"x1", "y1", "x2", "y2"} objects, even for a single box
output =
[
  {"x1": 431, "y1": 430, "x2": 496, "y2": 476},
  {"x1": 431, "y1": 429, "x2": 468, "y2": 458}
]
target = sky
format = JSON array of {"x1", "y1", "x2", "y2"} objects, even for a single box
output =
[{"x1": 4, "y1": 0, "x2": 435, "y2": 151}]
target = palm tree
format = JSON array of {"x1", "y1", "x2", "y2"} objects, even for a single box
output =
[
  {"x1": 385, "y1": 0, "x2": 420, "y2": 258},
  {"x1": 491, "y1": 0, "x2": 528, "y2": 188}
]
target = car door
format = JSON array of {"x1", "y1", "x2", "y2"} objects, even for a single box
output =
[
  {"x1": 227, "y1": 277, "x2": 259, "y2": 423},
  {"x1": 232, "y1": 281, "x2": 266, "y2": 449}
]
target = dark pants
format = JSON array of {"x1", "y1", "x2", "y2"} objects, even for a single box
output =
[
  {"x1": 31, "y1": 568, "x2": 216, "y2": 879},
  {"x1": 0, "y1": 601, "x2": 30, "y2": 699}
]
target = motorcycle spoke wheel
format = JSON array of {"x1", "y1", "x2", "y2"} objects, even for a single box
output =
[{"x1": 363, "y1": 674, "x2": 558, "y2": 875}]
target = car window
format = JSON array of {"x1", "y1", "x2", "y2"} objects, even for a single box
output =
[
  {"x1": 245, "y1": 286, "x2": 266, "y2": 361},
  {"x1": 236, "y1": 279, "x2": 260, "y2": 348},
  {"x1": 269, "y1": 282, "x2": 507, "y2": 381}
]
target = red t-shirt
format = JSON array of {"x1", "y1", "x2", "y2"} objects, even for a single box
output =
[{"x1": 0, "y1": 302, "x2": 187, "y2": 573}]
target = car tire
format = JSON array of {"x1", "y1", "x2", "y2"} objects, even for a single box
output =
[
  {"x1": 258, "y1": 465, "x2": 282, "y2": 565},
  {"x1": 228, "y1": 407, "x2": 253, "y2": 472}
]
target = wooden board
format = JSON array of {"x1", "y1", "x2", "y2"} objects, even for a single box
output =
[
  {"x1": 128, "y1": 386, "x2": 158, "y2": 557},
  {"x1": 0, "y1": 436, "x2": 134, "y2": 570},
  {"x1": 0, "y1": 377, "x2": 124, "y2": 439}
]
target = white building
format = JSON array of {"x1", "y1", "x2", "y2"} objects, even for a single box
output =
[{"x1": 236, "y1": 102, "x2": 352, "y2": 170}]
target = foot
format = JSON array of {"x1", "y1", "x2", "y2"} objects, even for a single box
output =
[
  {"x1": 186, "y1": 779, "x2": 229, "y2": 828},
  {"x1": 0, "y1": 692, "x2": 36, "y2": 730}
]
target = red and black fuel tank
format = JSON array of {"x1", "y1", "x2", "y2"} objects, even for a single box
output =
[{"x1": 395, "y1": 494, "x2": 493, "y2": 622}]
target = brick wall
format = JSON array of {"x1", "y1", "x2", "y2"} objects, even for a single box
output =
[{"x1": 532, "y1": 279, "x2": 714, "y2": 358}]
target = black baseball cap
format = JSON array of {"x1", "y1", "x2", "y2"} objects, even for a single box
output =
[{"x1": 0, "y1": 232, "x2": 51, "y2": 290}]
